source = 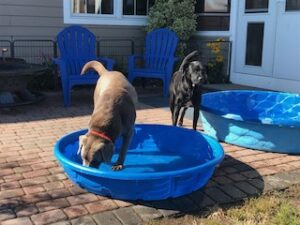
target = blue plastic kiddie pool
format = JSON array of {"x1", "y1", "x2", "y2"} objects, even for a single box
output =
[
  {"x1": 54, "y1": 124, "x2": 224, "y2": 200},
  {"x1": 201, "y1": 90, "x2": 300, "y2": 154}
]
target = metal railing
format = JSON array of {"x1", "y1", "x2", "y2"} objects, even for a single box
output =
[{"x1": 0, "y1": 37, "x2": 231, "y2": 80}]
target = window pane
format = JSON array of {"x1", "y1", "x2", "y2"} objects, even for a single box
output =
[
  {"x1": 123, "y1": 0, "x2": 134, "y2": 15},
  {"x1": 205, "y1": 0, "x2": 229, "y2": 12},
  {"x1": 87, "y1": 0, "x2": 95, "y2": 13},
  {"x1": 137, "y1": 0, "x2": 147, "y2": 15},
  {"x1": 196, "y1": 15, "x2": 230, "y2": 31},
  {"x1": 100, "y1": 0, "x2": 113, "y2": 14},
  {"x1": 286, "y1": 0, "x2": 300, "y2": 11},
  {"x1": 245, "y1": 0, "x2": 268, "y2": 13},
  {"x1": 245, "y1": 23, "x2": 264, "y2": 66}
]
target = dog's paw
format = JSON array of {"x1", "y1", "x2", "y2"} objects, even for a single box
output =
[{"x1": 112, "y1": 164, "x2": 123, "y2": 171}]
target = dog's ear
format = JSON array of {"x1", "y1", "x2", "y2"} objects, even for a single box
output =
[{"x1": 77, "y1": 134, "x2": 88, "y2": 155}]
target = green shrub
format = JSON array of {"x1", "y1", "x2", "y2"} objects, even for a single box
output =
[{"x1": 146, "y1": 0, "x2": 197, "y2": 57}]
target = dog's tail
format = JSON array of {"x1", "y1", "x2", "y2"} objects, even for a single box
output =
[
  {"x1": 179, "y1": 50, "x2": 199, "y2": 72},
  {"x1": 81, "y1": 60, "x2": 108, "y2": 76}
]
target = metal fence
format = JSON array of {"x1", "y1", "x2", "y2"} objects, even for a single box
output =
[{"x1": 0, "y1": 37, "x2": 231, "y2": 79}]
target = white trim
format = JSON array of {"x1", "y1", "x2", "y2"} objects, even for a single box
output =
[
  {"x1": 231, "y1": 71, "x2": 300, "y2": 94},
  {"x1": 194, "y1": 31, "x2": 231, "y2": 37},
  {"x1": 63, "y1": 0, "x2": 149, "y2": 26}
]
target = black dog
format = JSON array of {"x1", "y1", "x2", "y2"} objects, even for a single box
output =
[{"x1": 169, "y1": 50, "x2": 207, "y2": 130}]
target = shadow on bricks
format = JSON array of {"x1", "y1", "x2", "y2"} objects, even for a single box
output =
[{"x1": 127, "y1": 155, "x2": 264, "y2": 217}]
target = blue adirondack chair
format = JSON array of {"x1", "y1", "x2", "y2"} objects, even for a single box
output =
[
  {"x1": 128, "y1": 28, "x2": 179, "y2": 97},
  {"x1": 53, "y1": 25, "x2": 115, "y2": 106}
]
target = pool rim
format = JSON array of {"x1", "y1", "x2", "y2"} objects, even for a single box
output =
[
  {"x1": 200, "y1": 90, "x2": 300, "y2": 128},
  {"x1": 54, "y1": 124, "x2": 225, "y2": 180}
]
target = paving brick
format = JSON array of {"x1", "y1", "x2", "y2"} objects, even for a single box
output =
[
  {"x1": 49, "y1": 189, "x2": 72, "y2": 199},
  {"x1": 22, "y1": 192, "x2": 51, "y2": 204},
  {"x1": 20, "y1": 177, "x2": 49, "y2": 187},
  {"x1": 23, "y1": 169, "x2": 50, "y2": 179},
  {"x1": 67, "y1": 193, "x2": 98, "y2": 206},
  {"x1": 71, "y1": 215, "x2": 96, "y2": 225},
  {"x1": 146, "y1": 199, "x2": 180, "y2": 217},
  {"x1": 204, "y1": 187, "x2": 233, "y2": 204},
  {"x1": 220, "y1": 184, "x2": 248, "y2": 200},
  {"x1": 0, "y1": 198, "x2": 21, "y2": 210},
  {"x1": 1, "y1": 181, "x2": 20, "y2": 190},
  {"x1": 0, "y1": 209, "x2": 16, "y2": 221},
  {"x1": 13, "y1": 166, "x2": 33, "y2": 173},
  {"x1": 226, "y1": 173, "x2": 247, "y2": 182},
  {"x1": 132, "y1": 205, "x2": 163, "y2": 221},
  {"x1": 64, "y1": 205, "x2": 88, "y2": 219},
  {"x1": 36, "y1": 198, "x2": 70, "y2": 212},
  {"x1": 114, "y1": 207, "x2": 143, "y2": 225},
  {"x1": 1, "y1": 217, "x2": 33, "y2": 225},
  {"x1": 188, "y1": 190, "x2": 215, "y2": 208},
  {"x1": 31, "y1": 162, "x2": 57, "y2": 170},
  {"x1": 48, "y1": 174, "x2": 67, "y2": 182},
  {"x1": 31, "y1": 209, "x2": 67, "y2": 225},
  {"x1": 0, "y1": 168, "x2": 14, "y2": 177},
  {"x1": 213, "y1": 176, "x2": 232, "y2": 184},
  {"x1": 49, "y1": 221, "x2": 71, "y2": 225},
  {"x1": 0, "y1": 188, "x2": 24, "y2": 200},
  {"x1": 171, "y1": 196, "x2": 199, "y2": 213},
  {"x1": 84, "y1": 199, "x2": 118, "y2": 214},
  {"x1": 68, "y1": 186, "x2": 87, "y2": 195},
  {"x1": 22, "y1": 185, "x2": 45, "y2": 195},
  {"x1": 113, "y1": 199, "x2": 133, "y2": 208},
  {"x1": 93, "y1": 211, "x2": 123, "y2": 225},
  {"x1": 234, "y1": 181, "x2": 260, "y2": 196},
  {"x1": 3, "y1": 173, "x2": 24, "y2": 182},
  {"x1": 49, "y1": 220, "x2": 70, "y2": 225},
  {"x1": 263, "y1": 175, "x2": 290, "y2": 191},
  {"x1": 43, "y1": 181, "x2": 65, "y2": 191},
  {"x1": 15, "y1": 204, "x2": 39, "y2": 217}
]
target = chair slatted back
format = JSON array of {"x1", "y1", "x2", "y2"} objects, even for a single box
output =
[{"x1": 144, "y1": 28, "x2": 178, "y2": 71}]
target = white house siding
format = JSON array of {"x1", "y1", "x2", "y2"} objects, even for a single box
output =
[
  {"x1": 0, "y1": 0, "x2": 146, "y2": 70},
  {"x1": 0, "y1": 0, "x2": 145, "y2": 39}
]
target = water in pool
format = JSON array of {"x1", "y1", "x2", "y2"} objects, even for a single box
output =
[{"x1": 62, "y1": 126, "x2": 214, "y2": 174}]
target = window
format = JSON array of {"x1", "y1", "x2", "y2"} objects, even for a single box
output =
[
  {"x1": 286, "y1": 0, "x2": 300, "y2": 11},
  {"x1": 245, "y1": 0, "x2": 269, "y2": 13},
  {"x1": 64, "y1": 0, "x2": 154, "y2": 25},
  {"x1": 73, "y1": 0, "x2": 114, "y2": 15},
  {"x1": 123, "y1": 0, "x2": 155, "y2": 16},
  {"x1": 245, "y1": 23, "x2": 264, "y2": 66},
  {"x1": 195, "y1": 0, "x2": 230, "y2": 31}
]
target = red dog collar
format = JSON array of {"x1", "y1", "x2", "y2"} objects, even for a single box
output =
[{"x1": 89, "y1": 130, "x2": 113, "y2": 142}]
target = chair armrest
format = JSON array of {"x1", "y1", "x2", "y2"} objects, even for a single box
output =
[
  {"x1": 128, "y1": 55, "x2": 144, "y2": 69},
  {"x1": 52, "y1": 58, "x2": 68, "y2": 80},
  {"x1": 96, "y1": 57, "x2": 115, "y2": 71}
]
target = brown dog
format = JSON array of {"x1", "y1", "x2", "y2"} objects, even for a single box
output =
[{"x1": 78, "y1": 61, "x2": 137, "y2": 171}]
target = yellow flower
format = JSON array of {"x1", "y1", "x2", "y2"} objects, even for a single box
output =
[
  {"x1": 207, "y1": 42, "x2": 211, "y2": 47},
  {"x1": 216, "y1": 55, "x2": 224, "y2": 63},
  {"x1": 212, "y1": 47, "x2": 220, "y2": 54}
]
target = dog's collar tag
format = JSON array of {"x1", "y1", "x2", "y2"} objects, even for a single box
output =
[{"x1": 89, "y1": 130, "x2": 113, "y2": 142}]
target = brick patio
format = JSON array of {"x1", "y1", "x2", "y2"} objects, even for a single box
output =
[{"x1": 0, "y1": 89, "x2": 300, "y2": 225}]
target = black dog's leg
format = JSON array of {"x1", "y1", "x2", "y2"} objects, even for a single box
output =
[
  {"x1": 172, "y1": 105, "x2": 181, "y2": 126},
  {"x1": 192, "y1": 89, "x2": 202, "y2": 130},
  {"x1": 192, "y1": 105, "x2": 200, "y2": 130},
  {"x1": 169, "y1": 94, "x2": 175, "y2": 124},
  {"x1": 178, "y1": 107, "x2": 188, "y2": 126},
  {"x1": 112, "y1": 126, "x2": 134, "y2": 171}
]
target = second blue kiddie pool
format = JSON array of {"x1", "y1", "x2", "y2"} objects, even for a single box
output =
[
  {"x1": 54, "y1": 124, "x2": 224, "y2": 201},
  {"x1": 201, "y1": 90, "x2": 300, "y2": 154}
]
